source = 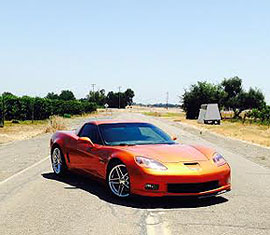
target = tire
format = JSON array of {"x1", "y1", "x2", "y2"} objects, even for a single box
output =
[
  {"x1": 107, "y1": 161, "x2": 130, "y2": 198},
  {"x1": 51, "y1": 146, "x2": 67, "y2": 176}
]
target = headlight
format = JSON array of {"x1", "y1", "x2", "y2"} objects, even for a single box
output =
[
  {"x1": 135, "y1": 156, "x2": 168, "y2": 171},
  {"x1": 213, "y1": 153, "x2": 227, "y2": 167}
]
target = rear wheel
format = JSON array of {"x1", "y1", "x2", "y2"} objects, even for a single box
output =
[
  {"x1": 107, "y1": 163, "x2": 130, "y2": 198},
  {"x1": 51, "y1": 147, "x2": 67, "y2": 176}
]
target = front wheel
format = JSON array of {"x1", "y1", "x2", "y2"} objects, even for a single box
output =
[
  {"x1": 51, "y1": 147, "x2": 67, "y2": 176},
  {"x1": 107, "y1": 163, "x2": 130, "y2": 198}
]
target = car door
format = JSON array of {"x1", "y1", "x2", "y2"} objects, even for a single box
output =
[{"x1": 76, "y1": 124, "x2": 103, "y2": 176}]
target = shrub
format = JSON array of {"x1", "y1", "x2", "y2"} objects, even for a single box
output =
[
  {"x1": 247, "y1": 106, "x2": 270, "y2": 125},
  {"x1": 0, "y1": 95, "x2": 97, "y2": 121},
  {"x1": 45, "y1": 116, "x2": 67, "y2": 133},
  {"x1": 63, "y1": 114, "x2": 71, "y2": 118}
]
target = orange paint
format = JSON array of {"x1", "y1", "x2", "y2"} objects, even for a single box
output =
[{"x1": 51, "y1": 120, "x2": 231, "y2": 197}]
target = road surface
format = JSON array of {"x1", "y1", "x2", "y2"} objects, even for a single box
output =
[{"x1": 1, "y1": 111, "x2": 270, "y2": 235}]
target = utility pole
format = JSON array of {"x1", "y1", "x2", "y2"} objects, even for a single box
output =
[
  {"x1": 91, "y1": 84, "x2": 96, "y2": 93},
  {"x1": 118, "y1": 86, "x2": 121, "y2": 109},
  {"x1": 91, "y1": 84, "x2": 96, "y2": 102},
  {"x1": 166, "y1": 92, "x2": 169, "y2": 110}
]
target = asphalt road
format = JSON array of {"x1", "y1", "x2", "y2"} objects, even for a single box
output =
[{"x1": 1, "y1": 111, "x2": 270, "y2": 235}]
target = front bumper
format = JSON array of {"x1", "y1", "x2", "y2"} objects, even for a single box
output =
[{"x1": 129, "y1": 162, "x2": 231, "y2": 197}]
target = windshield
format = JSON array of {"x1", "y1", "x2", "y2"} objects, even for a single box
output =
[{"x1": 98, "y1": 122, "x2": 175, "y2": 146}]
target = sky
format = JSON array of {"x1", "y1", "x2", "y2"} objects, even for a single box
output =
[{"x1": 0, "y1": 0, "x2": 270, "y2": 104}]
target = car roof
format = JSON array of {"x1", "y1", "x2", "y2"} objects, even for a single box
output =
[{"x1": 86, "y1": 119, "x2": 147, "y2": 125}]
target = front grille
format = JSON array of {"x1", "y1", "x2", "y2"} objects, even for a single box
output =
[{"x1": 167, "y1": 181, "x2": 219, "y2": 193}]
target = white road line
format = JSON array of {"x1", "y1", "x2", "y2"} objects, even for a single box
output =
[{"x1": 0, "y1": 156, "x2": 49, "y2": 186}]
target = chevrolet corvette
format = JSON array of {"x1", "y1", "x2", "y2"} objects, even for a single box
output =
[{"x1": 50, "y1": 120, "x2": 231, "y2": 198}]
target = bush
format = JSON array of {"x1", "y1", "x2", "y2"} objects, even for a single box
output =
[
  {"x1": 63, "y1": 114, "x2": 71, "y2": 118},
  {"x1": 0, "y1": 94, "x2": 97, "y2": 121},
  {"x1": 246, "y1": 106, "x2": 270, "y2": 125}
]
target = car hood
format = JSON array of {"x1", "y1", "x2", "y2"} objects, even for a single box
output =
[{"x1": 119, "y1": 144, "x2": 208, "y2": 163}]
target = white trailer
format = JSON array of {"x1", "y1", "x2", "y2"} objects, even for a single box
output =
[{"x1": 198, "y1": 103, "x2": 221, "y2": 125}]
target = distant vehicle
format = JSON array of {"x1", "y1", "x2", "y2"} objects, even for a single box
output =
[
  {"x1": 198, "y1": 104, "x2": 221, "y2": 125},
  {"x1": 50, "y1": 120, "x2": 231, "y2": 198}
]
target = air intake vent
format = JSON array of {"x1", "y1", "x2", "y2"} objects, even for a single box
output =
[
  {"x1": 167, "y1": 181, "x2": 219, "y2": 193},
  {"x1": 184, "y1": 162, "x2": 199, "y2": 166}
]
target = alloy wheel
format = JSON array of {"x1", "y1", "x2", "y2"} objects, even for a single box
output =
[
  {"x1": 108, "y1": 164, "x2": 130, "y2": 197},
  {"x1": 52, "y1": 148, "x2": 62, "y2": 174}
]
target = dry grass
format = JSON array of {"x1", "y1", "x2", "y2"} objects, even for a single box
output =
[
  {"x1": 0, "y1": 120, "x2": 47, "y2": 144},
  {"x1": 184, "y1": 119, "x2": 270, "y2": 147},
  {"x1": 143, "y1": 111, "x2": 185, "y2": 118},
  {"x1": 45, "y1": 116, "x2": 67, "y2": 133},
  {"x1": 0, "y1": 111, "x2": 104, "y2": 145},
  {"x1": 144, "y1": 111, "x2": 270, "y2": 147}
]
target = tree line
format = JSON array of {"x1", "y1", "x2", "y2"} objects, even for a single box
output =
[
  {"x1": 182, "y1": 77, "x2": 269, "y2": 124},
  {"x1": 0, "y1": 88, "x2": 135, "y2": 124},
  {"x1": 86, "y1": 88, "x2": 134, "y2": 108}
]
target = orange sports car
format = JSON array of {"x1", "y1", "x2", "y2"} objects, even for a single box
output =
[{"x1": 50, "y1": 120, "x2": 231, "y2": 198}]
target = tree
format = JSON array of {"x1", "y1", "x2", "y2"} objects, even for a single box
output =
[
  {"x1": 46, "y1": 92, "x2": 59, "y2": 100},
  {"x1": 106, "y1": 89, "x2": 135, "y2": 108},
  {"x1": 241, "y1": 88, "x2": 265, "y2": 110},
  {"x1": 221, "y1": 77, "x2": 242, "y2": 97},
  {"x1": 2, "y1": 92, "x2": 15, "y2": 97},
  {"x1": 221, "y1": 77, "x2": 265, "y2": 117},
  {"x1": 106, "y1": 91, "x2": 118, "y2": 108},
  {"x1": 87, "y1": 89, "x2": 106, "y2": 106},
  {"x1": 182, "y1": 82, "x2": 224, "y2": 119},
  {"x1": 124, "y1": 89, "x2": 135, "y2": 106},
  {"x1": 59, "y1": 90, "x2": 76, "y2": 101},
  {"x1": 221, "y1": 77, "x2": 243, "y2": 117}
]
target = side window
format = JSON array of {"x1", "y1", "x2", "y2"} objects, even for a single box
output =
[{"x1": 79, "y1": 124, "x2": 103, "y2": 145}]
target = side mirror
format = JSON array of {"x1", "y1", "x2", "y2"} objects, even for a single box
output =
[
  {"x1": 171, "y1": 136, "x2": 177, "y2": 141},
  {"x1": 78, "y1": 137, "x2": 94, "y2": 146}
]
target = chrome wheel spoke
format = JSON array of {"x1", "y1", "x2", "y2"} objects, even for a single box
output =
[
  {"x1": 110, "y1": 177, "x2": 120, "y2": 182},
  {"x1": 116, "y1": 166, "x2": 123, "y2": 178},
  {"x1": 119, "y1": 185, "x2": 124, "y2": 196},
  {"x1": 122, "y1": 172, "x2": 128, "y2": 179},
  {"x1": 123, "y1": 182, "x2": 129, "y2": 189}
]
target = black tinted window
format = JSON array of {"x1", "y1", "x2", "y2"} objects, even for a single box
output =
[
  {"x1": 99, "y1": 123, "x2": 174, "y2": 146},
  {"x1": 79, "y1": 124, "x2": 102, "y2": 145}
]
